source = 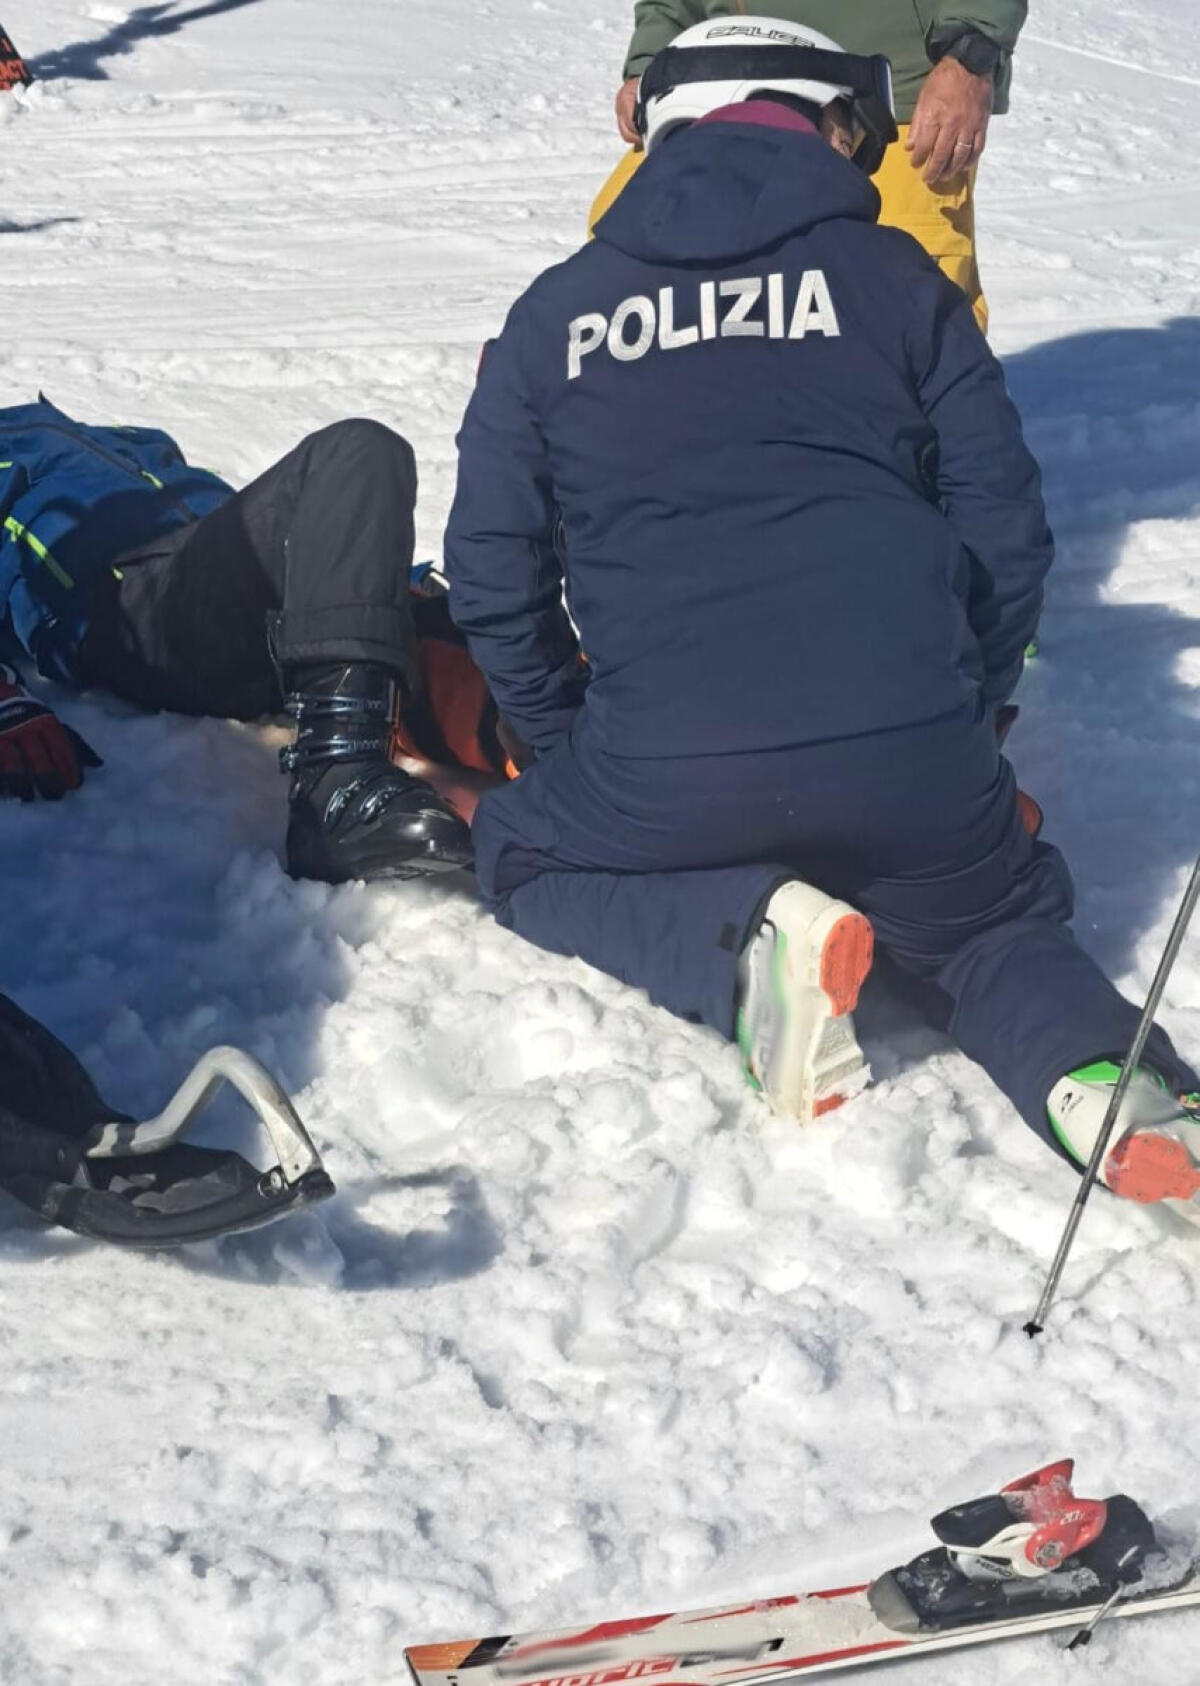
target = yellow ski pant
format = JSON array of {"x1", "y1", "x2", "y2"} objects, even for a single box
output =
[{"x1": 587, "y1": 126, "x2": 988, "y2": 334}]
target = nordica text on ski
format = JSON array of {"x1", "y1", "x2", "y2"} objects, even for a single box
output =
[{"x1": 568, "y1": 270, "x2": 840, "y2": 378}]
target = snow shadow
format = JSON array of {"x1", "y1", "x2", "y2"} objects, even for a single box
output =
[
  {"x1": 137, "y1": 1166, "x2": 503, "y2": 1290},
  {"x1": 28, "y1": 0, "x2": 265, "y2": 82},
  {"x1": 0, "y1": 217, "x2": 81, "y2": 235},
  {"x1": 322, "y1": 1168, "x2": 503, "y2": 1292},
  {"x1": 1000, "y1": 314, "x2": 1200, "y2": 980}
]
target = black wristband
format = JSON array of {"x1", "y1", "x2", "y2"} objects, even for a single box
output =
[{"x1": 940, "y1": 31, "x2": 1003, "y2": 78}]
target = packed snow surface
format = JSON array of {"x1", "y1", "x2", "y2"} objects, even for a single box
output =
[{"x1": 1, "y1": 2, "x2": 1199, "y2": 1682}]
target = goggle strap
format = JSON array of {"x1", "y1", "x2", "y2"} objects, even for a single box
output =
[{"x1": 637, "y1": 44, "x2": 894, "y2": 129}]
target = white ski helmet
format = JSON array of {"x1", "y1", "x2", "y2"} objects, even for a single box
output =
[{"x1": 636, "y1": 16, "x2": 896, "y2": 172}]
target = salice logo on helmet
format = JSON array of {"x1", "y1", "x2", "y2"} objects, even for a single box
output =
[
  {"x1": 707, "y1": 24, "x2": 805, "y2": 43},
  {"x1": 566, "y1": 271, "x2": 840, "y2": 380}
]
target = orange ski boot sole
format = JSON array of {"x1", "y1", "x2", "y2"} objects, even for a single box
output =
[
  {"x1": 1106, "y1": 1133, "x2": 1200, "y2": 1205},
  {"x1": 818, "y1": 911, "x2": 875, "y2": 1018},
  {"x1": 810, "y1": 912, "x2": 875, "y2": 1117}
]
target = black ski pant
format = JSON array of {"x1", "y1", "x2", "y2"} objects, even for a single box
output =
[
  {"x1": 78, "y1": 419, "x2": 419, "y2": 720},
  {"x1": 472, "y1": 700, "x2": 1199, "y2": 1157}
]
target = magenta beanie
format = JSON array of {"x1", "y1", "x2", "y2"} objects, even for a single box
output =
[{"x1": 694, "y1": 98, "x2": 818, "y2": 136}]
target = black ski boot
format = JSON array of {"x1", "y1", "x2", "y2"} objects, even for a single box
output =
[{"x1": 281, "y1": 663, "x2": 473, "y2": 883}]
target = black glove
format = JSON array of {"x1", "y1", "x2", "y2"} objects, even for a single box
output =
[{"x1": 0, "y1": 663, "x2": 101, "y2": 800}]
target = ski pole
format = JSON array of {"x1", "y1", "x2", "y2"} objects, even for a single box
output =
[{"x1": 1025, "y1": 852, "x2": 1200, "y2": 1338}]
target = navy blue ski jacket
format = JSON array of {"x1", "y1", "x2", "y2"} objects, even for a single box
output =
[
  {"x1": 445, "y1": 120, "x2": 1053, "y2": 761},
  {"x1": 0, "y1": 398, "x2": 232, "y2": 682}
]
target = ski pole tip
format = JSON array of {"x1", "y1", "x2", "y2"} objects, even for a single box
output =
[{"x1": 1023, "y1": 1319, "x2": 1044, "y2": 1339}]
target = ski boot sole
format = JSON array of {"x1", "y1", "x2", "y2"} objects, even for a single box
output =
[
  {"x1": 742, "y1": 882, "x2": 874, "y2": 1123},
  {"x1": 1106, "y1": 1131, "x2": 1200, "y2": 1207},
  {"x1": 811, "y1": 905, "x2": 875, "y2": 1117},
  {"x1": 818, "y1": 905, "x2": 875, "y2": 1018}
]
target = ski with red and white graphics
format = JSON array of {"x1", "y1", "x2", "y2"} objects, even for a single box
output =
[{"x1": 406, "y1": 1463, "x2": 1200, "y2": 1686}]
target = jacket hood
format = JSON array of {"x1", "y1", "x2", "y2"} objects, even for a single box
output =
[{"x1": 594, "y1": 122, "x2": 880, "y2": 268}]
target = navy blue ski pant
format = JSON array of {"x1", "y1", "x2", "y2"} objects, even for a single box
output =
[{"x1": 471, "y1": 700, "x2": 1196, "y2": 1156}]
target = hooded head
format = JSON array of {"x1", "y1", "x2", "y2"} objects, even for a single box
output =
[{"x1": 595, "y1": 99, "x2": 881, "y2": 270}]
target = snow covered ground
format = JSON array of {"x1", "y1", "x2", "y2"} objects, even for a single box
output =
[{"x1": 1, "y1": 1, "x2": 1199, "y2": 1681}]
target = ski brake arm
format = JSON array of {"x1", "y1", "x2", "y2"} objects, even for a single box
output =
[
  {"x1": 8, "y1": 1047, "x2": 335, "y2": 1248},
  {"x1": 83, "y1": 1045, "x2": 323, "y2": 1183}
]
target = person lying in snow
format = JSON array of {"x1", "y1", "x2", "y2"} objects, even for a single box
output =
[
  {"x1": 0, "y1": 402, "x2": 476, "y2": 883},
  {"x1": 444, "y1": 24, "x2": 1200, "y2": 1214}
]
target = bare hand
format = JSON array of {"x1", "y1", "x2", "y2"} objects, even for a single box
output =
[
  {"x1": 906, "y1": 56, "x2": 993, "y2": 185},
  {"x1": 616, "y1": 75, "x2": 641, "y2": 147}
]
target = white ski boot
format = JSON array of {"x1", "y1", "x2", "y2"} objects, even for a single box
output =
[
  {"x1": 736, "y1": 879, "x2": 874, "y2": 1122},
  {"x1": 1047, "y1": 1061, "x2": 1200, "y2": 1220}
]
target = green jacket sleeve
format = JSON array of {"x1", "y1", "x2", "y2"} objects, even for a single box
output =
[
  {"x1": 923, "y1": 0, "x2": 1026, "y2": 115},
  {"x1": 925, "y1": 0, "x2": 1027, "y2": 55},
  {"x1": 622, "y1": 0, "x2": 714, "y2": 80}
]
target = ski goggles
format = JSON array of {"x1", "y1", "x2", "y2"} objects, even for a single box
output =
[{"x1": 635, "y1": 45, "x2": 898, "y2": 176}]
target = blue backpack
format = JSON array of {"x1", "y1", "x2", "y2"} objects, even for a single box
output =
[{"x1": 0, "y1": 397, "x2": 233, "y2": 682}]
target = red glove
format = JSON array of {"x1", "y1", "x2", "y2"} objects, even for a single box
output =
[{"x1": 0, "y1": 664, "x2": 101, "y2": 800}]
